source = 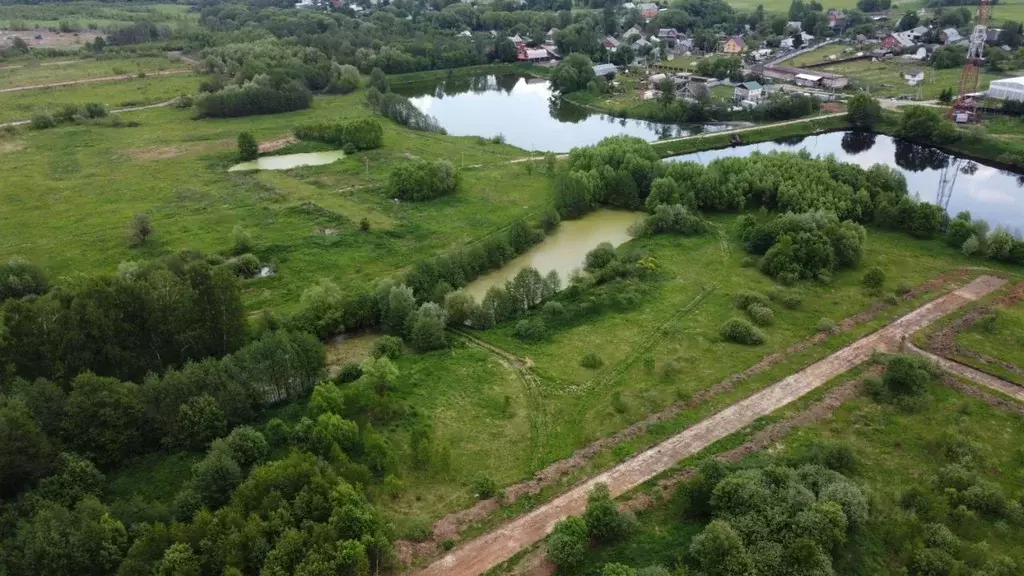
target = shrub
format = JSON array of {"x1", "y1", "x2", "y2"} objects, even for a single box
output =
[
  {"x1": 772, "y1": 289, "x2": 803, "y2": 309},
  {"x1": 740, "y1": 256, "x2": 756, "y2": 268},
  {"x1": 883, "y1": 354, "x2": 938, "y2": 398},
  {"x1": 225, "y1": 253, "x2": 260, "y2": 277},
  {"x1": 128, "y1": 213, "x2": 153, "y2": 247},
  {"x1": 237, "y1": 132, "x2": 258, "y2": 161},
  {"x1": 539, "y1": 209, "x2": 561, "y2": 233},
  {"x1": 30, "y1": 114, "x2": 57, "y2": 130},
  {"x1": 83, "y1": 102, "x2": 107, "y2": 119},
  {"x1": 580, "y1": 352, "x2": 604, "y2": 369},
  {"x1": 336, "y1": 362, "x2": 363, "y2": 384},
  {"x1": 976, "y1": 312, "x2": 999, "y2": 334},
  {"x1": 514, "y1": 317, "x2": 549, "y2": 342},
  {"x1": 962, "y1": 234, "x2": 981, "y2": 257},
  {"x1": 721, "y1": 318, "x2": 765, "y2": 345},
  {"x1": 327, "y1": 63, "x2": 361, "y2": 94},
  {"x1": 817, "y1": 317, "x2": 837, "y2": 333},
  {"x1": 371, "y1": 335, "x2": 404, "y2": 359},
  {"x1": 585, "y1": 242, "x2": 617, "y2": 271},
  {"x1": 409, "y1": 303, "x2": 448, "y2": 351},
  {"x1": 747, "y1": 304, "x2": 774, "y2": 327},
  {"x1": 630, "y1": 204, "x2": 710, "y2": 237},
  {"x1": 547, "y1": 516, "x2": 589, "y2": 569},
  {"x1": 401, "y1": 516, "x2": 432, "y2": 541},
  {"x1": 735, "y1": 290, "x2": 771, "y2": 311},
  {"x1": 55, "y1": 104, "x2": 81, "y2": 123},
  {"x1": 862, "y1": 266, "x2": 886, "y2": 291},
  {"x1": 389, "y1": 159, "x2": 460, "y2": 201},
  {"x1": 470, "y1": 473, "x2": 498, "y2": 499},
  {"x1": 583, "y1": 484, "x2": 630, "y2": 544}
]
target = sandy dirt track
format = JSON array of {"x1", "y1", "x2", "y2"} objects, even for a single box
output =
[
  {"x1": 907, "y1": 342, "x2": 1024, "y2": 402},
  {"x1": 410, "y1": 275, "x2": 1005, "y2": 576}
]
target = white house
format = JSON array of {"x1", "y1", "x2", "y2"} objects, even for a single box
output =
[
  {"x1": 904, "y1": 69, "x2": 925, "y2": 85},
  {"x1": 941, "y1": 28, "x2": 963, "y2": 44},
  {"x1": 734, "y1": 81, "x2": 764, "y2": 101}
]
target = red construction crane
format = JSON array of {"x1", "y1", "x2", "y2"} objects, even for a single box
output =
[{"x1": 949, "y1": 0, "x2": 991, "y2": 122}]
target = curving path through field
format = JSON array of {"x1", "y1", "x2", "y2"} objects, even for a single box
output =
[{"x1": 410, "y1": 275, "x2": 1005, "y2": 576}]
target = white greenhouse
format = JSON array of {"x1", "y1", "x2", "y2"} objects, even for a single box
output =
[{"x1": 987, "y1": 76, "x2": 1024, "y2": 102}]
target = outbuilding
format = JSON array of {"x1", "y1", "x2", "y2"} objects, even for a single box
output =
[{"x1": 988, "y1": 76, "x2": 1024, "y2": 102}]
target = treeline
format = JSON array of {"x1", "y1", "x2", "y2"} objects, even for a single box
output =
[
  {"x1": 366, "y1": 85, "x2": 445, "y2": 133},
  {"x1": 1, "y1": 258, "x2": 246, "y2": 384},
  {"x1": 295, "y1": 118, "x2": 384, "y2": 151},
  {"x1": 194, "y1": 75, "x2": 312, "y2": 118}
]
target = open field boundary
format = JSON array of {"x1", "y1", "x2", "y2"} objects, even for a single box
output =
[{"x1": 409, "y1": 275, "x2": 1006, "y2": 576}]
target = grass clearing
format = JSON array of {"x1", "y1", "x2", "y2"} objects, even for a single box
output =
[
  {"x1": 788, "y1": 43, "x2": 855, "y2": 67},
  {"x1": 0, "y1": 89, "x2": 539, "y2": 313},
  {"x1": 563, "y1": 376, "x2": 1024, "y2": 575},
  {"x1": 0, "y1": 56, "x2": 189, "y2": 90},
  {"x1": 821, "y1": 58, "x2": 1008, "y2": 100},
  {"x1": 0, "y1": 72, "x2": 202, "y2": 122}
]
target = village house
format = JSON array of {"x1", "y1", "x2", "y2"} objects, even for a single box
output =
[
  {"x1": 603, "y1": 36, "x2": 620, "y2": 51},
  {"x1": 721, "y1": 35, "x2": 746, "y2": 54},
  {"x1": 620, "y1": 25, "x2": 643, "y2": 43},
  {"x1": 904, "y1": 69, "x2": 925, "y2": 85},
  {"x1": 682, "y1": 81, "x2": 711, "y2": 101},
  {"x1": 638, "y1": 2, "x2": 660, "y2": 20},
  {"x1": 940, "y1": 28, "x2": 963, "y2": 44},
  {"x1": 592, "y1": 63, "x2": 618, "y2": 78},
  {"x1": 734, "y1": 81, "x2": 763, "y2": 101},
  {"x1": 881, "y1": 31, "x2": 916, "y2": 50},
  {"x1": 622, "y1": 1, "x2": 636, "y2": 9},
  {"x1": 780, "y1": 31, "x2": 814, "y2": 49},
  {"x1": 826, "y1": 9, "x2": 847, "y2": 30},
  {"x1": 787, "y1": 21, "x2": 802, "y2": 32},
  {"x1": 985, "y1": 28, "x2": 1003, "y2": 44},
  {"x1": 518, "y1": 46, "x2": 551, "y2": 62},
  {"x1": 545, "y1": 28, "x2": 558, "y2": 44},
  {"x1": 658, "y1": 28, "x2": 681, "y2": 42},
  {"x1": 633, "y1": 37, "x2": 652, "y2": 51}
]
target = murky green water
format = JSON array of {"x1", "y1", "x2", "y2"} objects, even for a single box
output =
[
  {"x1": 228, "y1": 151, "x2": 345, "y2": 172},
  {"x1": 465, "y1": 210, "x2": 645, "y2": 301}
]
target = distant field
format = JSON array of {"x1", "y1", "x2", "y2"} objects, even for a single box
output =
[
  {"x1": 821, "y1": 58, "x2": 1008, "y2": 99},
  {"x1": 725, "y1": 0, "x2": 861, "y2": 12},
  {"x1": 0, "y1": 56, "x2": 189, "y2": 90},
  {"x1": 0, "y1": 73, "x2": 202, "y2": 122},
  {"x1": 788, "y1": 43, "x2": 852, "y2": 67},
  {"x1": 0, "y1": 2, "x2": 193, "y2": 29}
]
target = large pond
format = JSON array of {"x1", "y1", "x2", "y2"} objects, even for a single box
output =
[
  {"x1": 667, "y1": 131, "x2": 1024, "y2": 233},
  {"x1": 465, "y1": 210, "x2": 645, "y2": 301},
  {"x1": 228, "y1": 151, "x2": 345, "y2": 172},
  {"x1": 395, "y1": 73, "x2": 734, "y2": 152}
]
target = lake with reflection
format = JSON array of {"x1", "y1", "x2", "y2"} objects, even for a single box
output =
[
  {"x1": 395, "y1": 73, "x2": 735, "y2": 152},
  {"x1": 667, "y1": 131, "x2": 1024, "y2": 233}
]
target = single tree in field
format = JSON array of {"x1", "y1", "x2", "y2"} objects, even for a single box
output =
[
  {"x1": 237, "y1": 132, "x2": 258, "y2": 161},
  {"x1": 847, "y1": 93, "x2": 881, "y2": 129},
  {"x1": 129, "y1": 213, "x2": 153, "y2": 247}
]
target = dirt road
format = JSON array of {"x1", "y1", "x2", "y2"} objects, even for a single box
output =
[
  {"x1": 906, "y1": 342, "x2": 1024, "y2": 402},
  {"x1": 0, "y1": 98, "x2": 179, "y2": 128},
  {"x1": 0, "y1": 68, "x2": 191, "y2": 93},
  {"x1": 411, "y1": 275, "x2": 1005, "y2": 576}
]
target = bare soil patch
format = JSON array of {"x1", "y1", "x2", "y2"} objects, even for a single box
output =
[
  {"x1": 259, "y1": 136, "x2": 298, "y2": 153},
  {"x1": 120, "y1": 139, "x2": 233, "y2": 161}
]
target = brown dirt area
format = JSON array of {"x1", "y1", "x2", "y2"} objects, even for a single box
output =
[
  {"x1": 120, "y1": 139, "x2": 233, "y2": 161},
  {"x1": 408, "y1": 275, "x2": 1004, "y2": 576},
  {"x1": 395, "y1": 269, "x2": 974, "y2": 567},
  {"x1": 907, "y1": 343, "x2": 1024, "y2": 403},
  {"x1": 259, "y1": 136, "x2": 298, "y2": 153},
  {"x1": 0, "y1": 29, "x2": 102, "y2": 49}
]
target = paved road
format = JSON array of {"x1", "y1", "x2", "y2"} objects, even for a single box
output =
[
  {"x1": 0, "y1": 68, "x2": 191, "y2": 93},
  {"x1": 410, "y1": 275, "x2": 1005, "y2": 576},
  {"x1": 907, "y1": 342, "x2": 1024, "y2": 402}
]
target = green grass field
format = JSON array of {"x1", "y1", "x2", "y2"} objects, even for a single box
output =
[
  {"x1": 564, "y1": 373, "x2": 1024, "y2": 575},
  {"x1": 0, "y1": 56, "x2": 189, "y2": 90},
  {"x1": 0, "y1": 2, "x2": 194, "y2": 29},
  {"x1": 0, "y1": 72, "x2": 203, "y2": 122},
  {"x1": 956, "y1": 299, "x2": 1024, "y2": 381},
  {"x1": 788, "y1": 43, "x2": 854, "y2": 67},
  {"x1": 0, "y1": 89, "x2": 541, "y2": 313},
  {"x1": 821, "y1": 59, "x2": 1008, "y2": 100}
]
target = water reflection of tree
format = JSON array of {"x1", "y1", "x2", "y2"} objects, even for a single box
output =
[
  {"x1": 894, "y1": 139, "x2": 950, "y2": 172},
  {"x1": 840, "y1": 131, "x2": 876, "y2": 155},
  {"x1": 998, "y1": 169, "x2": 1024, "y2": 187},
  {"x1": 773, "y1": 135, "x2": 807, "y2": 147},
  {"x1": 549, "y1": 96, "x2": 589, "y2": 123}
]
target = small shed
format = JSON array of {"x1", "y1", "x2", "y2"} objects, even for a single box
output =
[
  {"x1": 592, "y1": 63, "x2": 618, "y2": 78},
  {"x1": 795, "y1": 72, "x2": 822, "y2": 87}
]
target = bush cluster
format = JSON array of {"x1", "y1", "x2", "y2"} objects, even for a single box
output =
[
  {"x1": 720, "y1": 318, "x2": 766, "y2": 345},
  {"x1": 294, "y1": 118, "x2": 384, "y2": 151},
  {"x1": 388, "y1": 159, "x2": 460, "y2": 201},
  {"x1": 194, "y1": 78, "x2": 312, "y2": 119}
]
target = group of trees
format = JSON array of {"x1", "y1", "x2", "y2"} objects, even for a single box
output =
[
  {"x1": 550, "y1": 53, "x2": 598, "y2": 94},
  {"x1": 295, "y1": 118, "x2": 384, "y2": 151},
  {"x1": 194, "y1": 74, "x2": 312, "y2": 118},
  {"x1": 366, "y1": 84, "x2": 445, "y2": 133},
  {"x1": 388, "y1": 159, "x2": 461, "y2": 201},
  {"x1": 740, "y1": 210, "x2": 867, "y2": 284}
]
